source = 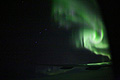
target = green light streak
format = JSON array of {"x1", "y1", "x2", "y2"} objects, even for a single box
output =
[
  {"x1": 86, "y1": 62, "x2": 111, "y2": 66},
  {"x1": 52, "y1": 0, "x2": 111, "y2": 59}
]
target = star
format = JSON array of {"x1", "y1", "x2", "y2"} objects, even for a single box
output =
[
  {"x1": 39, "y1": 32, "x2": 42, "y2": 34},
  {"x1": 35, "y1": 41, "x2": 38, "y2": 44}
]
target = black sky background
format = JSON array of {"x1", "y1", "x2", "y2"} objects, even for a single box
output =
[
  {"x1": 97, "y1": 0, "x2": 120, "y2": 78},
  {"x1": 0, "y1": 0, "x2": 120, "y2": 79}
]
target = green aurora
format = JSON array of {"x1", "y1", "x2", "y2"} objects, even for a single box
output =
[{"x1": 51, "y1": 0, "x2": 111, "y2": 59}]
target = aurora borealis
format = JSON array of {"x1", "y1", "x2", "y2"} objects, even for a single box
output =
[
  {"x1": 1, "y1": 0, "x2": 118, "y2": 79},
  {"x1": 52, "y1": 0, "x2": 111, "y2": 59}
]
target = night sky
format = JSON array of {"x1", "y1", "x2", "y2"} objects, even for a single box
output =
[{"x1": 0, "y1": 0, "x2": 120, "y2": 79}]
